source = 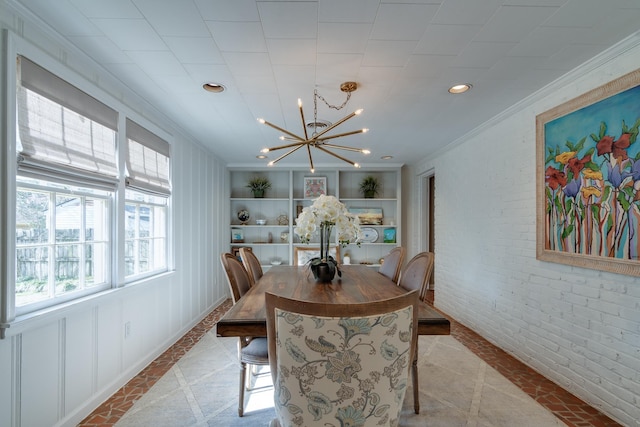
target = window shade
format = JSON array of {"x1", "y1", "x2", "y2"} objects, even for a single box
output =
[
  {"x1": 125, "y1": 119, "x2": 171, "y2": 196},
  {"x1": 16, "y1": 56, "x2": 119, "y2": 190}
]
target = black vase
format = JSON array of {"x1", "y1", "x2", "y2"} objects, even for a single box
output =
[{"x1": 312, "y1": 262, "x2": 336, "y2": 283}]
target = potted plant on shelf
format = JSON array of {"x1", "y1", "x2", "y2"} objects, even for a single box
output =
[
  {"x1": 246, "y1": 177, "x2": 271, "y2": 198},
  {"x1": 359, "y1": 175, "x2": 379, "y2": 198}
]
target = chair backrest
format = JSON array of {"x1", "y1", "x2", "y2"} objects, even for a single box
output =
[
  {"x1": 378, "y1": 246, "x2": 405, "y2": 283},
  {"x1": 397, "y1": 252, "x2": 434, "y2": 301},
  {"x1": 239, "y1": 247, "x2": 263, "y2": 286},
  {"x1": 293, "y1": 246, "x2": 340, "y2": 266},
  {"x1": 220, "y1": 252, "x2": 252, "y2": 304},
  {"x1": 265, "y1": 290, "x2": 418, "y2": 427}
]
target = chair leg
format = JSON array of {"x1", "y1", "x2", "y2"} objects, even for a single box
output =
[
  {"x1": 412, "y1": 349, "x2": 420, "y2": 414},
  {"x1": 239, "y1": 362, "x2": 246, "y2": 417}
]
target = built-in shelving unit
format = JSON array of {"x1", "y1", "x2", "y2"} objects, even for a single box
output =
[{"x1": 228, "y1": 167, "x2": 401, "y2": 268}]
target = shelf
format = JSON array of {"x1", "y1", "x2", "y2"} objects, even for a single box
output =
[
  {"x1": 229, "y1": 167, "x2": 401, "y2": 266},
  {"x1": 340, "y1": 198, "x2": 397, "y2": 202},
  {"x1": 229, "y1": 224, "x2": 289, "y2": 227},
  {"x1": 230, "y1": 197, "x2": 289, "y2": 201}
]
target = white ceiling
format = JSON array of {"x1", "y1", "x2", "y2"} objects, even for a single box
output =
[{"x1": 13, "y1": 0, "x2": 640, "y2": 168}]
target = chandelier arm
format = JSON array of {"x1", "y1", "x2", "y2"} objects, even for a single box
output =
[
  {"x1": 306, "y1": 144, "x2": 314, "y2": 172},
  {"x1": 261, "y1": 119, "x2": 306, "y2": 141},
  {"x1": 298, "y1": 100, "x2": 309, "y2": 140},
  {"x1": 313, "y1": 110, "x2": 359, "y2": 139},
  {"x1": 269, "y1": 144, "x2": 306, "y2": 165},
  {"x1": 315, "y1": 129, "x2": 367, "y2": 142},
  {"x1": 266, "y1": 141, "x2": 311, "y2": 151},
  {"x1": 314, "y1": 145, "x2": 358, "y2": 167},
  {"x1": 318, "y1": 143, "x2": 367, "y2": 153}
]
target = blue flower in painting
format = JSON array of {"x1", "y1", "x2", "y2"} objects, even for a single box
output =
[
  {"x1": 563, "y1": 179, "x2": 581, "y2": 198},
  {"x1": 631, "y1": 159, "x2": 640, "y2": 181},
  {"x1": 607, "y1": 163, "x2": 632, "y2": 188}
]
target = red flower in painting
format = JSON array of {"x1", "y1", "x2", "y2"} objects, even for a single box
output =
[
  {"x1": 545, "y1": 166, "x2": 567, "y2": 190},
  {"x1": 596, "y1": 136, "x2": 613, "y2": 155},
  {"x1": 567, "y1": 154, "x2": 592, "y2": 177},
  {"x1": 596, "y1": 134, "x2": 631, "y2": 160},
  {"x1": 613, "y1": 133, "x2": 631, "y2": 159}
]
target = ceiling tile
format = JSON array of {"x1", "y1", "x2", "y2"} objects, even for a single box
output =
[
  {"x1": 267, "y1": 39, "x2": 317, "y2": 65},
  {"x1": 194, "y1": 0, "x2": 260, "y2": 21},
  {"x1": 223, "y1": 52, "x2": 273, "y2": 76},
  {"x1": 318, "y1": 0, "x2": 379, "y2": 23},
  {"x1": 474, "y1": 5, "x2": 559, "y2": 42},
  {"x1": 370, "y1": 3, "x2": 439, "y2": 41},
  {"x1": 414, "y1": 24, "x2": 481, "y2": 55},
  {"x1": 125, "y1": 51, "x2": 186, "y2": 76},
  {"x1": 362, "y1": 40, "x2": 417, "y2": 67},
  {"x1": 22, "y1": 0, "x2": 102, "y2": 36},
  {"x1": 258, "y1": 2, "x2": 318, "y2": 38},
  {"x1": 452, "y1": 41, "x2": 516, "y2": 68},
  {"x1": 508, "y1": 26, "x2": 592, "y2": 57},
  {"x1": 318, "y1": 23, "x2": 371, "y2": 54},
  {"x1": 132, "y1": 0, "x2": 210, "y2": 37},
  {"x1": 69, "y1": 0, "x2": 141, "y2": 18},
  {"x1": 68, "y1": 35, "x2": 134, "y2": 64},
  {"x1": 91, "y1": 18, "x2": 167, "y2": 50},
  {"x1": 206, "y1": 21, "x2": 267, "y2": 52},
  {"x1": 544, "y1": 0, "x2": 611, "y2": 28},
  {"x1": 163, "y1": 37, "x2": 225, "y2": 64},
  {"x1": 432, "y1": 0, "x2": 502, "y2": 26}
]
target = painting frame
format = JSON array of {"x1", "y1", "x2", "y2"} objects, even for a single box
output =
[
  {"x1": 536, "y1": 68, "x2": 640, "y2": 276},
  {"x1": 303, "y1": 176, "x2": 327, "y2": 198}
]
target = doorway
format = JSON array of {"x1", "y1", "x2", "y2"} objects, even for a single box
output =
[{"x1": 420, "y1": 173, "x2": 435, "y2": 303}]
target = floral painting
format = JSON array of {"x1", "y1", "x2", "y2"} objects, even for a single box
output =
[{"x1": 537, "y1": 69, "x2": 640, "y2": 275}]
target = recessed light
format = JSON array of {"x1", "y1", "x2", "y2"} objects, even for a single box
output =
[
  {"x1": 256, "y1": 155, "x2": 267, "y2": 159},
  {"x1": 203, "y1": 82, "x2": 225, "y2": 93},
  {"x1": 448, "y1": 83, "x2": 472, "y2": 94},
  {"x1": 381, "y1": 155, "x2": 393, "y2": 160}
]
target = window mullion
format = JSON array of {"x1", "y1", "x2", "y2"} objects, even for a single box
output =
[
  {"x1": 48, "y1": 191, "x2": 56, "y2": 299},
  {"x1": 80, "y1": 195, "x2": 86, "y2": 289}
]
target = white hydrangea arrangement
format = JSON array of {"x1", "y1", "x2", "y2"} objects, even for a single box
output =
[{"x1": 294, "y1": 195, "x2": 361, "y2": 278}]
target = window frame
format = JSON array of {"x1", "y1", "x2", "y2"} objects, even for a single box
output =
[
  {"x1": 124, "y1": 190, "x2": 169, "y2": 283},
  {"x1": 14, "y1": 179, "x2": 113, "y2": 316}
]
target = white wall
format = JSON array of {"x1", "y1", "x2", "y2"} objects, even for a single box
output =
[
  {"x1": 0, "y1": 4, "x2": 228, "y2": 427},
  {"x1": 410, "y1": 33, "x2": 640, "y2": 426}
]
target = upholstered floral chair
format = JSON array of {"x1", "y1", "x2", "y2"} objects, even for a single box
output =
[{"x1": 265, "y1": 290, "x2": 419, "y2": 427}]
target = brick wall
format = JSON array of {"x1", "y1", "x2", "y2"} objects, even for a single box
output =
[{"x1": 412, "y1": 35, "x2": 640, "y2": 426}]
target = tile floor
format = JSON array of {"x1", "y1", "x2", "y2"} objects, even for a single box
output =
[{"x1": 78, "y1": 295, "x2": 621, "y2": 427}]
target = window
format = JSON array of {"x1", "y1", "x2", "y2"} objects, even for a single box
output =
[
  {"x1": 14, "y1": 56, "x2": 119, "y2": 313},
  {"x1": 124, "y1": 119, "x2": 171, "y2": 280},
  {"x1": 16, "y1": 179, "x2": 111, "y2": 310},
  {"x1": 125, "y1": 190, "x2": 167, "y2": 279}
]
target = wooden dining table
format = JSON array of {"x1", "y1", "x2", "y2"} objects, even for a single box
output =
[{"x1": 216, "y1": 264, "x2": 450, "y2": 338}]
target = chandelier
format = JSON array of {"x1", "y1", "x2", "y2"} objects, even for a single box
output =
[{"x1": 258, "y1": 82, "x2": 370, "y2": 173}]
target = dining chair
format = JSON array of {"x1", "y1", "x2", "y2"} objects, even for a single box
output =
[
  {"x1": 378, "y1": 246, "x2": 405, "y2": 283},
  {"x1": 397, "y1": 251, "x2": 435, "y2": 413},
  {"x1": 265, "y1": 290, "x2": 419, "y2": 427},
  {"x1": 219, "y1": 253, "x2": 270, "y2": 417},
  {"x1": 293, "y1": 245, "x2": 340, "y2": 266},
  {"x1": 239, "y1": 247, "x2": 263, "y2": 287}
]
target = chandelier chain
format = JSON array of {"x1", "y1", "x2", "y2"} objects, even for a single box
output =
[{"x1": 313, "y1": 89, "x2": 352, "y2": 132}]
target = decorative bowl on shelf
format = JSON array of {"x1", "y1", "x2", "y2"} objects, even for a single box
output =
[
  {"x1": 270, "y1": 259, "x2": 282, "y2": 265},
  {"x1": 256, "y1": 219, "x2": 267, "y2": 225}
]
